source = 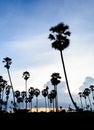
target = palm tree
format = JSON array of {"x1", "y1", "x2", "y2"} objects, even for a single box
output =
[
  {"x1": 28, "y1": 87, "x2": 34, "y2": 111},
  {"x1": 89, "y1": 85, "x2": 94, "y2": 100},
  {"x1": 14, "y1": 90, "x2": 20, "y2": 109},
  {"x1": 42, "y1": 88, "x2": 48, "y2": 112},
  {"x1": 5, "y1": 85, "x2": 11, "y2": 111},
  {"x1": 34, "y1": 88, "x2": 40, "y2": 112},
  {"x1": 22, "y1": 71, "x2": 30, "y2": 109},
  {"x1": 2, "y1": 57, "x2": 16, "y2": 109},
  {"x1": 21, "y1": 91, "x2": 26, "y2": 109},
  {"x1": 78, "y1": 92, "x2": 84, "y2": 109},
  {"x1": 48, "y1": 22, "x2": 79, "y2": 111},
  {"x1": 89, "y1": 85, "x2": 94, "y2": 110},
  {"x1": 50, "y1": 90, "x2": 57, "y2": 112},
  {"x1": 83, "y1": 88, "x2": 92, "y2": 111},
  {"x1": 50, "y1": 72, "x2": 61, "y2": 112}
]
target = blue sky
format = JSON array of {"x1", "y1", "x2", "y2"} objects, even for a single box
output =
[{"x1": 0, "y1": 0, "x2": 94, "y2": 108}]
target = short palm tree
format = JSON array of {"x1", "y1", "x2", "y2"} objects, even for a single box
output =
[
  {"x1": 83, "y1": 88, "x2": 92, "y2": 111},
  {"x1": 78, "y1": 92, "x2": 84, "y2": 109},
  {"x1": 22, "y1": 71, "x2": 30, "y2": 109},
  {"x1": 5, "y1": 85, "x2": 11, "y2": 111},
  {"x1": 50, "y1": 90, "x2": 57, "y2": 112},
  {"x1": 50, "y1": 72, "x2": 61, "y2": 112},
  {"x1": 2, "y1": 57, "x2": 16, "y2": 109},
  {"x1": 48, "y1": 22, "x2": 79, "y2": 111},
  {"x1": 21, "y1": 91, "x2": 26, "y2": 109},
  {"x1": 89, "y1": 85, "x2": 94, "y2": 100},
  {"x1": 15, "y1": 90, "x2": 20, "y2": 109},
  {"x1": 34, "y1": 88, "x2": 40, "y2": 112},
  {"x1": 42, "y1": 88, "x2": 48, "y2": 112},
  {"x1": 28, "y1": 87, "x2": 34, "y2": 111}
]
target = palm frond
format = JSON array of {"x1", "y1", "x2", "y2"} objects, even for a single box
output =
[
  {"x1": 48, "y1": 34, "x2": 55, "y2": 40},
  {"x1": 64, "y1": 31, "x2": 71, "y2": 36}
]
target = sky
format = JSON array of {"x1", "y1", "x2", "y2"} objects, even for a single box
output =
[{"x1": 0, "y1": 0, "x2": 94, "y2": 109}]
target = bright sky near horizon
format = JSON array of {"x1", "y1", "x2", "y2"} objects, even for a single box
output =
[{"x1": 0, "y1": 0, "x2": 94, "y2": 99}]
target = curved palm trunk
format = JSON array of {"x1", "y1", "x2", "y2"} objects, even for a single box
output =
[
  {"x1": 7, "y1": 69, "x2": 15, "y2": 107},
  {"x1": 60, "y1": 51, "x2": 80, "y2": 111}
]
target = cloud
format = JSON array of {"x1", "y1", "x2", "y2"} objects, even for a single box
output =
[{"x1": 79, "y1": 76, "x2": 94, "y2": 91}]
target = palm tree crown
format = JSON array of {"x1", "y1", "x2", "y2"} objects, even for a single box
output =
[{"x1": 48, "y1": 22, "x2": 71, "y2": 51}]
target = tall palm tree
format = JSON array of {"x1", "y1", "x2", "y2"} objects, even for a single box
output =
[
  {"x1": 48, "y1": 22, "x2": 79, "y2": 111},
  {"x1": 22, "y1": 71, "x2": 30, "y2": 109},
  {"x1": 2, "y1": 57, "x2": 16, "y2": 109},
  {"x1": 50, "y1": 72, "x2": 61, "y2": 112}
]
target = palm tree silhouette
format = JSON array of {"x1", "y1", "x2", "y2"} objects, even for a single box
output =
[
  {"x1": 50, "y1": 89, "x2": 57, "y2": 112},
  {"x1": 14, "y1": 90, "x2": 20, "y2": 109},
  {"x1": 78, "y1": 92, "x2": 84, "y2": 109},
  {"x1": 22, "y1": 71, "x2": 30, "y2": 109},
  {"x1": 28, "y1": 87, "x2": 34, "y2": 111},
  {"x1": 83, "y1": 88, "x2": 92, "y2": 111},
  {"x1": 42, "y1": 88, "x2": 48, "y2": 112},
  {"x1": 2, "y1": 57, "x2": 16, "y2": 109},
  {"x1": 21, "y1": 91, "x2": 26, "y2": 109},
  {"x1": 89, "y1": 85, "x2": 94, "y2": 100},
  {"x1": 34, "y1": 88, "x2": 40, "y2": 112},
  {"x1": 50, "y1": 72, "x2": 61, "y2": 112},
  {"x1": 48, "y1": 22, "x2": 79, "y2": 111},
  {"x1": 5, "y1": 85, "x2": 11, "y2": 111},
  {"x1": 0, "y1": 76, "x2": 7, "y2": 110}
]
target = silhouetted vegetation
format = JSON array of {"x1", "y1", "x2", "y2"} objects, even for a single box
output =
[
  {"x1": 0, "y1": 22, "x2": 94, "y2": 122},
  {"x1": 0, "y1": 110, "x2": 94, "y2": 121}
]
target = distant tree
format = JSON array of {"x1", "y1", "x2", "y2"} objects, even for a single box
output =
[
  {"x1": 48, "y1": 22, "x2": 80, "y2": 111},
  {"x1": 0, "y1": 76, "x2": 7, "y2": 107},
  {"x1": 34, "y1": 88, "x2": 40, "y2": 112},
  {"x1": 89, "y1": 85, "x2": 94, "y2": 100},
  {"x1": 50, "y1": 72, "x2": 61, "y2": 112},
  {"x1": 5, "y1": 85, "x2": 11, "y2": 111},
  {"x1": 28, "y1": 87, "x2": 34, "y2": 111},
  {"x1": 21, "y1": 91, "x2": 26, "y2": 109},
  {"x1": 2, "y1": 57, "x2": 16, "y2": 109},
  {"x1": 83, "y1": 88, "x2": 92, "y2": 111},
  {"x1": 50, "y1": 90, "x2": 57, "y2": 112},
  {"x1": 42, "y1": 88, "x2": 48, "y2": 112},
  {"x1": 15, "y1": 90, "x2": 20, "y2": 109},
  {"x1": 22, "y1": 71, "x2": 30, "y2": 109},
  {"x1": 78, "y1": 92, "x2": 84, "y2": 109}
]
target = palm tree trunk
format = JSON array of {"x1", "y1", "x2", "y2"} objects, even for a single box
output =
[
  {"x1": 80, "y1": 97, "x2": 83, "y2": 109},
  {"x1": 45, "y1": 97, "x2": 47, "y2": 112},
  {"x1": 7, "y1": 68, "x2": 15, "y2": 107},
  {"x1": 25, "y1": 80, "x2": 27, "y2": 109},
  {"x1": 60, "y1": 51, "x2": 80, "y2": 111},
  {"x1": 54, "y1": 85, "x2": 58, "y2": 112}
]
